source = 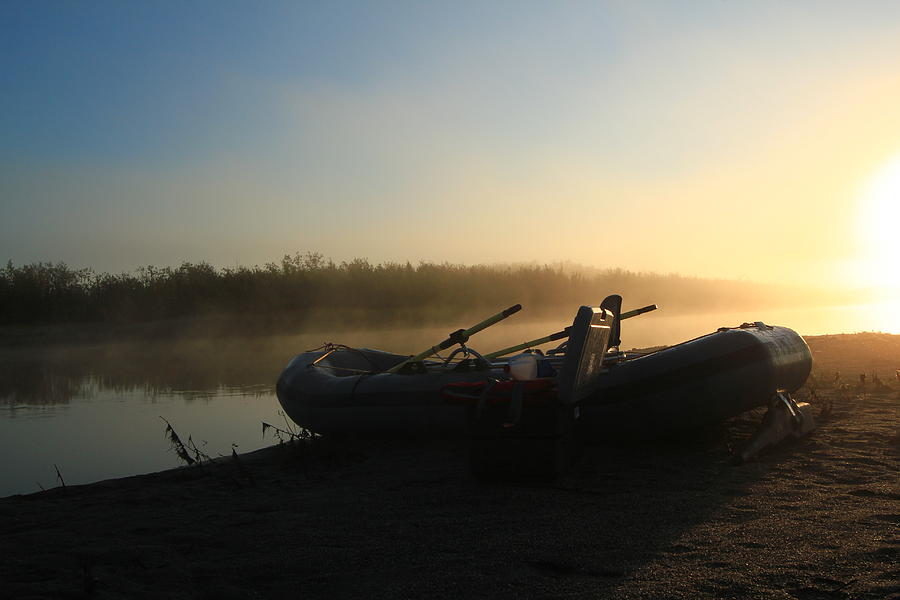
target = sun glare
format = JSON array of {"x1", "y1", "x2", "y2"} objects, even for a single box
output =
[{"x1": 858, "y1": 155, "x2": 900, "y2": 293}]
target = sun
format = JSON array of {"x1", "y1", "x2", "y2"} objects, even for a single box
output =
[{"x1": 858, "y1": 154, "x2": 900, "y2": 293}]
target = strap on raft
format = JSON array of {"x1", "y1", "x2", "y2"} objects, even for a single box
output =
[
  {"x1": 442, "y1": 379, "x2": 559, "y2": 427},
  {"x1": 442, "y1": 378, "x2": 557, "y2": 405}
]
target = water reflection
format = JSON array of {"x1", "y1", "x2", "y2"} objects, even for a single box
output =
[
  {"x1": 0, "y1": 363, "x2": 90, "y2": 406},
  {"x1": 0, "y1": 339, "x2": 286, "y2": 407}
]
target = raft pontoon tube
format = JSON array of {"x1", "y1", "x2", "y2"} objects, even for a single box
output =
[{"x1": 579, "y1": 321, "x2": 812, "y2": 437}]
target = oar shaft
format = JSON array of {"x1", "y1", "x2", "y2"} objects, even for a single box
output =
[
  {"x1": 483, "y1": 328, "x2": 569, "y2": 360},
  {"x1": 387, "y1": 304, "x2": 522, "y2": 372},
  {"x1": 463, "y1": 304, "x2": 523, "y2": 339}
]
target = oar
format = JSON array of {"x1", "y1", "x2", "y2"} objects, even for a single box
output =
[
  {"x1": 387, "y1": 304, "x2": 522, "y2": 373},
  {"x1": 483, "y1": 328, "x2": 570, "y2": 360},
  {"x1": 483, "y1": 303, "x2": 659, "y2": 359},
  {"x1": 620, "y1": 304, "x2": 657, "y2": 320}
]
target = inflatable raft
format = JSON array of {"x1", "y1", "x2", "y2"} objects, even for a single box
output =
[{"x1": 275, "y1": 303, "x2": 812, "y2": 438}]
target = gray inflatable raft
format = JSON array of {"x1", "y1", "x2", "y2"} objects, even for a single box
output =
[{"x1": 276, "y1": 314, "x2": 812, "y2": 437}]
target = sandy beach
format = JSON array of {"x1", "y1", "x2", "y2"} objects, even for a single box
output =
[{"x1": 1, "y1": 333, "x2": 897, "y2": 599}]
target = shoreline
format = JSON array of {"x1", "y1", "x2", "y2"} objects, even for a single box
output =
[{"x1": 1, "y1": 387, "x2": 896, "y2": 599}]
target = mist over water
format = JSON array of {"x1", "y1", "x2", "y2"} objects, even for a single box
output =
[
  {"x1": 317, "y1": 301, "x2": 900, "y2": 352},
  {"x1": 1, "y1": 301, "x2": 897, "y2": 497}
]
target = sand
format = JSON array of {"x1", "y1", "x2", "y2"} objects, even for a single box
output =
[{"x1": 1, "y1": 334, "x2": 897, "y2": 599}]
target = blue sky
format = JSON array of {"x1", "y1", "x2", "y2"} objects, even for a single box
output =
[{"x1": 4, "y1": 1, "x2": 900, "y2": 286}]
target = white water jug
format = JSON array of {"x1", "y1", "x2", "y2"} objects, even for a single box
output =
[{"x1": 508, "y1": 353, "x2": 538, "y2": 380}]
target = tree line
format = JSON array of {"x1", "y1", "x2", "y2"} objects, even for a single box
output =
[{"x1": 0, "y1": 252, "x2": 835, "y2": 327}]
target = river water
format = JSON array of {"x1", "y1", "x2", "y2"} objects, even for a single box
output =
[{"x1": 2, "y1": 302, "x2": 898, "y2": 497}]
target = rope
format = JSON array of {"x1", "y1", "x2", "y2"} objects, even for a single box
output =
[{"x1": 307, "y1": 343, "x2": 380, "y2": 373}]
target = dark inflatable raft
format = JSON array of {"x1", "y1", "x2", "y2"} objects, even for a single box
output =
[{"x1": 276, "y1": 311, "x2": 812, "y2": 438}]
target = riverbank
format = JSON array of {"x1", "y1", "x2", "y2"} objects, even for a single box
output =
[{"x1": 1, "y1": 333, "x2": 898, "y2": 599}]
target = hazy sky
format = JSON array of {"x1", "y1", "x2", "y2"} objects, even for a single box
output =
[{"x1": 4, "y1": 1, "x2": 900, "y2": 289}]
